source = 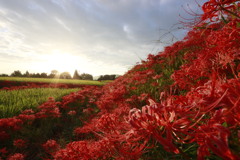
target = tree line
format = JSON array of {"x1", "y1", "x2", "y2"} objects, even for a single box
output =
[{"x1": 0, "y1": 70, "x2": 118, "y2": 81}]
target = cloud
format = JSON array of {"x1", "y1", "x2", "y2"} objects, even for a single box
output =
[{"x1": 0, "y1": 0, "x2": 207, "y2": 76}]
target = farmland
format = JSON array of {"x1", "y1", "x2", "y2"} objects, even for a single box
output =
[
  {"x1": 0, "y1": 88, "x2": 79, "y2": 118},
  {"x1": 0, "y1": 77, "x2": 109, "y2": 86},
  {"x1": 0, "y1": 1, "x2": 240, "y2": 160}
]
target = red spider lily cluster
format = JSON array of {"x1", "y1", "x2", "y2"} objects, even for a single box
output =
[
  {"x1": 0, "y1": 0, "x2": 240, "y2": 159},
  {"x1": 0, "y1": 86, "x2": 102, "y2": 159}
]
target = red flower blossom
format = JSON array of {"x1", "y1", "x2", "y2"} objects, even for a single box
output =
[
  {"x1": 13, "y1": 139, "x2": 27, "y2": 148},
  {"x1": 42, "y1": 139, "x2": 60, "y2": 154},
  {"x1": 0, "y1": 131, "x2": 10, "y2": 141},
  {"x1": 0, "y1": 147, "x2": 7, "y2": 155},
  {"x1": 7, "y1": 153, "x2": 24, "y2": 160},
  {"x1": 67, "y1": 110, "x2": 76, "y2": 116},
  {"x1": 195, "y1": 124, "x2": 238, "y2": 160},
  {"x1": 36, "y1": 98, "x2": 61, "y2": 118}
]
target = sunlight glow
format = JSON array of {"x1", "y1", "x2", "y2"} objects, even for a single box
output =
[
  {"x1": 32, "y1": 49, "x2": 126, "y2": 77},
  {"x1": 40, "y1": 50, "x2": 84, "y2": 75}
]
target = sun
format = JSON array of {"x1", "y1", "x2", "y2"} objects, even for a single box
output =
[
  {"x1": 42, "y1": 50, "x2": 80, "y2": 75},
  {"x1": 34, "y1": 49, "x2": 94, "y2": 76}
]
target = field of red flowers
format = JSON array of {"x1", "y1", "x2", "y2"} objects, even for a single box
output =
[{"x1": 1, "y1": 0, "x2": 240, "y2": 159}]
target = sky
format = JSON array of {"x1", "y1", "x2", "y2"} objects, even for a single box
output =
[{"x1": 0, "y1": 0, "x2": 206, "y2": 77}]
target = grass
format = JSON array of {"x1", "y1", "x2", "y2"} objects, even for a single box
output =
[
  {"x1": 0, "y1": 88, "x2": 80, "y2": 118},
  {"x1": 0, "y1": 77, "x2": 110, "y2": 85}
]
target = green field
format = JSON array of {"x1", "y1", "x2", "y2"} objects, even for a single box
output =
[
  {"x1": 0, "y1": 88, "x2": 79, "y2": 118},
  {"x1": 0, "y1": 77, "x2": 110, "y2": 85}
]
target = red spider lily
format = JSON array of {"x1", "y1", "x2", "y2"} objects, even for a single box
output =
[
  {"x1": 0, "y1": 131, "x2": 10, "y2": 141},
  {"x1": 82, "y1": 108, "x2": 93, "y2": 114},
  {"x1": 35, "y1": 98, "x2": 61, "y2": 119},
  {"x1": 54, "y1": 135, "x2": 145, "y2": 160},
  {"x1": 0, "y1": 147, "x2": 8, "y2": 155},
  {"x1": 53, "y1": 141, "x2": 94, "y2": 160},
  {"x1": 197, "y1": 144, "x2": 211, "y2": 160},
  {"x1": 17, "y1": 109, "x2": 36, "y2": 122},
  {"x1": 13, "y1": 139, "x2": 27, "y2": 148},
  {"x1": 195, "y1": 124, "x2": 238, "y2": 160},
  {"x1": 128, "y1": 100, "x2": 180, "y2": 154},
  {"x1": 138, "y1": 93, "x2": 149, "y2": 102},
  {"x1": 61, "y1": 86, "x2": 102, "y2": 110},
  {"x1": 121, "y1": 132, "x2": 150, "y2": 157},
  {"x1": 42, "y1": 139, "x2": 60, "y2": 154},
  {"x1": 96, "y1": 85, "x2": 127, "y2": 111},
  {"x1": 201, "y1": 0, "x2": 239, "y2": 22},
  {"x1": 67, "y1": 110, "x2": 76, "y2": 116},
  {"x1": 153, "y1": 74, "x2": 162, "y2": 80},
  {"x1": 7, "y1": 153, "x2": 24, "y2": 160},
  {"x1": 0, "y1": 118, "x2": 23, "y2": 131}
]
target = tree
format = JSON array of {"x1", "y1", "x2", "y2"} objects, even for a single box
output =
[
  {"x1": 49, "y1": 70, "x2": 59, "y2": 78},
  {"x1": 73, "y1": 70, "x2": 81, "y2": 79},
  {"x1": 0, "y1": 74, "x2": 8, "y2": 77},
  {"x1": 79, "y1": 73, "x2": 93, "y2": 80},
  {"x1": 98, "y1": 75, "x2": 104, "y2": 81},
  {"x1": 35, "y1": 73, "x2": 41, "y2": 78},
  {"x1": 40, "y1": 72, "x2": 48, "y2": 78},
  {"x1": 60, "y1": 72, "x2": 72, "y2": 79},
  {"x1": 11, "y1": 70, "x2": 22, "y2": 77},
  {"x1": 23, "y1": 71, "x2": 30, "y2": 77},
  {"x1": 97, "y1": 74, "x2": 117, "y2": 80}
]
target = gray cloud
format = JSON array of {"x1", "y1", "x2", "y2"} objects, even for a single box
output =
[{"x1": 0, "y1": 0, "x2": 207, "y2": 75}]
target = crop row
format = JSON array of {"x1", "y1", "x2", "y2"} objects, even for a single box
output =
[
  {"x1": 0, "y1": 80, "x2": 101, "y2": 91},
  {"x1": 0, "y1": 88, "x2": 80, "y2": 118},
  {"x1": 0, "y1": 77, "x2": 108, "y2": 86}
]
